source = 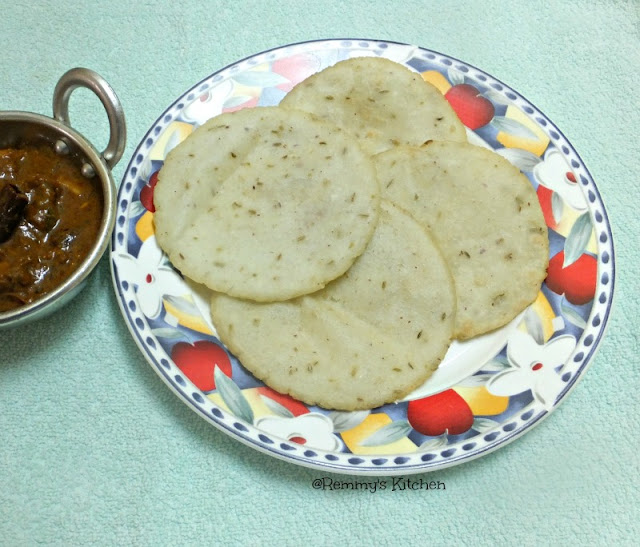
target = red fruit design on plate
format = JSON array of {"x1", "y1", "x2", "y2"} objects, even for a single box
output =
[
  {"x1": 257, "y1": 386, "x2": 309, "y2": 417},
  {"x1": 407, "y1": 389, "x2": 474, "y2": 436},
  {"x1": 545, "y1": 251, "x2": 597, "y2": 305},
  {"x1": 271, "y1": 54, "x2": 319, "y2": 92},
  {"x1": 536, "y1": 185, "x2": 558, "y2": 229},
  {"x1": 172, "y1": 340, "x2": 232, "y2": 392},
  {"x1": 140, "y1": 171, "x2": 159, "y2": 212},
  {"x1": 445, "y1": 84, "x2": 495, "y2": 130}
]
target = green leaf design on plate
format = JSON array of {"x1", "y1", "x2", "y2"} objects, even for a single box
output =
[
  {"x1": 457, "y1": 373, "x2": 494, "y2": 387},
  {"x1": 447, "y1": 68, "x2": 465, "y2": 86},
  {"x1": 496, "y1": 147, "x2": 542, "y2": 172},
  {"x1": 129, "y1": 200, "x2": 146, "y2": 218},
  {"x1": 563, "y1": 212, "x2": 592, "y2": 267},
  {"x1": 223, "y1": 95, "x2": 254, "y2": 109},
  {"x1": 551, "y1": 190, "x2": 564, "y2": 224},
  {"x1": 232, "y1": 71, "x2": 289, "y2": 88},
  {"x1": 151, "y1": 327, "x2": 183, "y2": 339},
  {"x1": 163, "y1": 295, "x2": 200, "y2": 316},
  {"x1": 560, "y1": 297, "x2": 587, "y2": 329},
  {"x1": 524, "y1": 306, "x2": 545, "y2": 345},
  {"x1": 259, "y1": 395, "x2": 294, "y2": 418},
  {"x1": 491, "y1": 116, "x2": 539, "y2": 140},
  {"x1": 160, "y1": 254, "x2": 173, "y2": 268},
  {"x1": 479, "y1": 358, "x2": 511, "y2": 373},
  {"x1": 215, "y1": 366, "x2": 254, "y2": 423},
  {"x1": 327, "y1": 410, "x2": 369, "y2": 432},
  {"x1": 164, "y1": 130, "x2": 184, "y2": 156},
  {"x1": 471, "y1": 417, "x2": 501, "y2": 433},
  {"x1": 419, "y1": 433, "x2": 448, "y2": 451},
  {"x1": 482, "y1": 89, "x2": 511, "y2": 106},
  {"x1": 358, "y1": 419, "x2": 412, "y2": 447}
]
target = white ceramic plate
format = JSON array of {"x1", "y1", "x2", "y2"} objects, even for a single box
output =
[{"x1": 111, "y1": 39, "x2": 614, "y2": 475}]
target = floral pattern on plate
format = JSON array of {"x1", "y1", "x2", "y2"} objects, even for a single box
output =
[{"x1": 110, "y1": 39, "x2": 614, "y2": 474}]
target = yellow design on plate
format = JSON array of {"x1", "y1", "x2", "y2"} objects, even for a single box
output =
[
  {"x1": 421, "y1": 70, "x2": 452, "y2": 95},
  {"x1": 135, "y1": 210, "x2": 154, "y2": 242},
  {"x1": 149, "y1": 122, "x2": 194, "y2": 161},
  {"x1": 454, "y1": 386, "x2": 509, "y2": 416},
  {"x1": 207, "y1": 388, "x2": 284, "y2": 420},
  {"x1": 163, "y1": 296, "x2": 213, "y2": 335},
  {"x1": 341, "y1": 413, "x2": 416, "y2": 455},
  {"x1": 496, "y1": 105, "x2": 549, "y2": 157}
]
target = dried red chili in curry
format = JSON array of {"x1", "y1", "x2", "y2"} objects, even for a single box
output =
[{"x1": 0, "y1": 145, "x2": 103, "y2": 312}]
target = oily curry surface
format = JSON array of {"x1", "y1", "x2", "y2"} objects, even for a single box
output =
[{"x1": 0, "y1": 145, "x2": 103, "y2": 312}]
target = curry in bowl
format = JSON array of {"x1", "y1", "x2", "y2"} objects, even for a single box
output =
[{"x1": 0, "y1": 144, "x2": 103, "y2": 312}]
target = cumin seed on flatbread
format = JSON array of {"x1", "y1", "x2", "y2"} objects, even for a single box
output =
[
  {"x1": 154, "y1": 106, "x2": 380, "y2": 302},
  {"x1": 210, "y1": 201, "x2": 456, "y2": 410},
  {"x1": 279, "y1": 56, "x2": 467, "y2": 155},
  {"x1": 374, "y1": 141, "x2": 549, "y2": 339}
]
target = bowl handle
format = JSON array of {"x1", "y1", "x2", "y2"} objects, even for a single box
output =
[{"x1": 53, "y1": 67, "x2": 126, "y2": 169}]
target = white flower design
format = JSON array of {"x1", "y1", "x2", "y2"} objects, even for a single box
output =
[
  {"x1": 255, "y1": 413, "x2": 342, "y2": 452},
  {"x1": 487, "y1": 330, "x2": 576, "y2": 409},
  {"x1": 115, "y1": 236, "x2": 191, "y2": 320},
  {"x1": 534, "y1": 149, "x2": 587, "y2": 211},
  {"x1": 181, "y1": 79, "x2": 235, "y2": 125}
]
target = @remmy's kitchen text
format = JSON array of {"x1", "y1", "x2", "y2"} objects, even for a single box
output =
[{"x1": 311, "y1": 477, "x2": 446, "y2": 492}]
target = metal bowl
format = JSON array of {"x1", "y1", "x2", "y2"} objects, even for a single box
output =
[{"x1": 0, "y1": 68, "x2": 126, "y2": 328}]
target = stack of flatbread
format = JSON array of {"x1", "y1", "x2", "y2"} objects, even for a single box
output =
[{"x1": 154, "y1": 57, "x2": 548, "y2": 410}]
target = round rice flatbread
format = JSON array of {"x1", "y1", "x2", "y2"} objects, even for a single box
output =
[
  {"x1": 279, "y1": 56, "x2": 467, "y2": 155},
  {"x1": 374, "y1": 141, "x2": 549, "y2": 339},
  {"x1": 210, "y1": 200, "x2": 456, "y2": 411},
  {"x1": 154, "y1": 106, "x2": 380, "y2": 302}
]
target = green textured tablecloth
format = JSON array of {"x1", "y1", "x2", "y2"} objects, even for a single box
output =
[{"x1": 1, "y1": 1, "x2": 638, "y2": 544}]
